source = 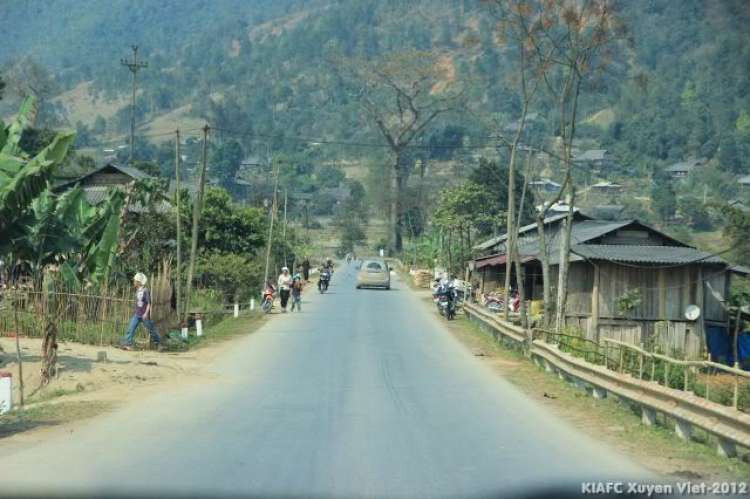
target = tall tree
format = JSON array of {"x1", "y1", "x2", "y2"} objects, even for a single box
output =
[
  {"x1": 494, "y1": 0, "x2": 625, "y2": 331},
  {"x1": 353, "y1": 52, "x2": 465, "y2": 251}
]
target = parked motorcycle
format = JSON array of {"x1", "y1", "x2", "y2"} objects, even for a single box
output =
[
  {"x1": 261, "y1": 282, "x2": 275, "y2": 314},
  {"x1": 482, "y1": 293, "x2": 504, "y2": 312},
  {"x1": 436, "y1": 282, "x2": 457, "y2": 320},
  {"x1": 481, "y1": 289, "x2": 520, "y2": 313}
]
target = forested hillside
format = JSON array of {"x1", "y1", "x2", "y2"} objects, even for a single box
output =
[
  {"x1": 3, "y1": 0, "x2": 748, "y2": 168},
  {"x1": 2, "y1": 0, "x2": 749, "y2": 247}
]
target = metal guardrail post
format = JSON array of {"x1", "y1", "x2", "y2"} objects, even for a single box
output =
[
  {"x1": 734, "y1": 363, "x2": 740, "y2": 411},
  {"x1": 619, "y1": 348, "x2": 624, "y2": 374},
  {"x1": 664, "y1": 362, "x2": 670, "y2": 388},
  {"x1": 651, "y1": 357, "x2": 656, "y2": 382},
  {"x1": 684, "y1": 366, "x2": 689, "y2": 392},
  {"x1": 639, "y1": 352, "x2": 644, "y2": 379},
  {"x1": 604, "y1": 343, "x2": 608, "y2": 370},
  {"x1": 706, "y1": 353, "x2": 711, "y2": 402}
]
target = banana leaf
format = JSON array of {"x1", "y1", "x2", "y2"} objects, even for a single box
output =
[
  {"x1": 0, "y1": 95, "x2": 36, "y2": 157},
  {"x1": 1, "y1": 95, "x2": 36, "y2": 155},
  {"x1": 0, "y1": 130, "x2": 75, "y2": 232},
  {"x1": 85, "y1": 190, "x2": 125, "y2": 286},
  {"x1": 59, "y1": 260, "x2": 82, "y2": 287}
]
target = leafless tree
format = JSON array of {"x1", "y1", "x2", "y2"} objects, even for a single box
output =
[
  {"x1": 486, "y1": 0, "x2": 625, "y2": 332},
  {"x1": 352, "y1": 53, "x2": 466, "y2": 252}
]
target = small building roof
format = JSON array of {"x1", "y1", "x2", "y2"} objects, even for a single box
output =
[
  {"x1": 663, "y1": 158, "x2": 708, "y2": 173},
  {"x1": 53, "y1": 163, "x2": 151, "y2": 191},
  {"x1": 738, "y1": 174, "x2": 750, "y2": 185},
  {"x1": 590, "y1": 181, "x2": 621, "y2": 188},
  {"x1": 574, "y1": 150, "x2": 610, "y2": 162},
  {"x1": 580, "y1": 205, "x2": 626, "y2": 221},
  {"x1": 530, "y1": 178, "x2": 562, "y2": 188},
  {"x1": 571, "y1": 244, "x2": 727, "y2": 265}
]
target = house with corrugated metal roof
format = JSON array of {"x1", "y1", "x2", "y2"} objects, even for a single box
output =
[
  {"x1": 52, "y1": 163, "x2": 171, "y2": 213},
  {"x1": 662, "y1": 158, "x2": 708, "y2": 180},
  {"x1": 572, "y1": 149, "x2": 617, "y2": 171},
  {"x1": 472, "y1": 215, "x2": 748, "y2": 359}
]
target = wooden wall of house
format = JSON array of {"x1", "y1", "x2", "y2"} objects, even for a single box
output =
[
  {"x1": 561, "y1": 260, "x2": 730, "y2": 359},
  {"x1": 567, "y1": 316, "x2": 703, "y2": 358},
  {"x1": 565, "y1": 263, "x2": 595, "y2": 315},
  {"x1": 704, "y1": 264, "x2": 730, "y2": 322},
  {"x1": 479, "y1": 266, "x2": 506, "y2": 293},
  {"x1": 594, "y1": 262, "x2": 728, "y2": 323}
]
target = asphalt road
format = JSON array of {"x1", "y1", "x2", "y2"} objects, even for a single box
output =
[{"x1": 0, "y1": 264, "x2": 651, "y2": 498}]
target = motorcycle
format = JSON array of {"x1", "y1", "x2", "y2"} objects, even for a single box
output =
[
  {"x1": 319, "y1": 271, "x2": 331, "y2": 293},
  {"x1": 481, "y1": 289, "x2": 520, "y2": 313},
  {"x1": 436, "y1": 282, "x2": 457, "y2": 320},
  {"x1": 261, "y1": 282, "x2": 275, "y2": 314},
  {"x1": 482, "y1": 292, "x2": 504, "y2": 312}
]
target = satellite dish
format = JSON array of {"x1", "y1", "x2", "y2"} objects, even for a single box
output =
[{"x1": 685, "y1": 305, "x2": 701, "y2": 321}]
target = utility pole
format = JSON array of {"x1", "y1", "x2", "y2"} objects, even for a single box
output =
[
  {"x1": 175, "y1": 130, "x2": 183, "y2": 323},
  {"x1": 263, "y1": 159, "x2": 281, "y2": 287},
  {"x1": 184, "y1": 124, "x2": 210, "y2": 325},
  {"x1": 120, "y1": 45, "x2": 148, "y2": 166},
  {"x1": 283, "y1": 187, "x2": 288, "y2": 268}
]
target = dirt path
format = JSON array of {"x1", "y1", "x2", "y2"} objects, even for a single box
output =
[{"x1": 0, "y1": 314, "x2": 264, "y2": 442}]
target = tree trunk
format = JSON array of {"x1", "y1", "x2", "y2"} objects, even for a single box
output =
[
  {"x1": 38, "y1": 321, "x2": 57, "y2": 391},
  {"x1": 555, "y1": 191, "x2": 575, "y2": 333},
  {"x1": 733, "y1": 307, "x2": 742, "y2": 370},
  {"x1": 536, "y1": 212, "x2": 553, "y2": 330},
  {"x1": 13, "y1": 286, "x2": 24, "y2": 409},
  {"x1": 447, "y1": 229, "x2": 452, "y2": 276}
]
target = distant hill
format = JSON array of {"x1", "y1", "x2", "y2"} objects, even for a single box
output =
[{"x1": 2, "y1": 0, "x2": 749, "y2": 180}]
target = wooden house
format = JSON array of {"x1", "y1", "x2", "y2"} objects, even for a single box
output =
[
  {"x1": 53, "y1": 164, "x2": 171, "y2": 213},
  {"x1": 472, "y1": 214, "x2": 749, "y2": 359},
  {"x1": 573, "y1": 149, "x2": 617, "y2": 171},
  {"x1": 662, "y1": 158, "x2": 708, "y2": 180}
]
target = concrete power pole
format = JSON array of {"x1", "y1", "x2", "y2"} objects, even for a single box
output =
[
  {"x1": 263, "y1": 160, "x2": 281, "y2": 287},
  {"x1": 184, "y1": 125, "x2": 210, "y2": 325},
  {"x1": 121, "y1": 45, "x2": 148, "y2": 166}
]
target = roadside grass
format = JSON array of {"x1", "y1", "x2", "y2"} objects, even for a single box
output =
[
  {"x1": 27, "y1": 387, "x2": 82, "y2": 405},
  {"x1": 443, "y1": 306, "x2": 750, "y2": 481},
  {"x1": 162, "y1": 311, "x2": 268, "y2": 352},
  {"x1": 0, "y1": 401, "x2": 111, "y2": 439}
]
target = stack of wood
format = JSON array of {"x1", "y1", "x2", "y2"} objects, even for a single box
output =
[{"x1": 412, "y1": 270, "x2": 433, "y2": 288}]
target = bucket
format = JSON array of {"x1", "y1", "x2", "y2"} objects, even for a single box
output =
[{"x1": 0, "y1": 372, "x2": 12, "y2": 414}]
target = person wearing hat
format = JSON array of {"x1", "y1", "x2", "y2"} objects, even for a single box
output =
[
  {"x1": 121, "y1": 272, "x2": 162, "y2": 351},
  {"x1": 277, "y1": 267, "x2": 293, "y2": 313}
]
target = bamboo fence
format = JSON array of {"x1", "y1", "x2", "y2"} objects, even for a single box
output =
[{"x1": 0, "y1": 262, "x2": 175, "y2": 348}]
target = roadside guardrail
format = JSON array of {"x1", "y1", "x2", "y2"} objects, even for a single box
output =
[{"x1": 463, "y1": 302, "x2": 750, "y2": 458}]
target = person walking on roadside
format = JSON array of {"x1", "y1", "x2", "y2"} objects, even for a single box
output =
[
  {"x1": 278, "y1": 266, "x2": 293, "y2": 313},
  {"x1": 302, "y1": 256, "x2": 311, "y2": 282},
  {"x1": 290, "y1": 273, "x2": 303, "y2": 312},
  {"x1": 121, "y1": 273, "x2": 162, "y2": 352}
]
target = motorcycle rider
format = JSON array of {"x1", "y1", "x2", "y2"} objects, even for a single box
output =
[{"x1": 318, "y1": 260, "x2": 333, "y2": 292}]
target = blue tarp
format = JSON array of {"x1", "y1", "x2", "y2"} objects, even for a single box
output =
[
  {"x1": 739, "y1": 334, "x2": 750, "y2": 371},
  {"x1": 706, "y1": 326, "x2": 750, "y2": 371}
]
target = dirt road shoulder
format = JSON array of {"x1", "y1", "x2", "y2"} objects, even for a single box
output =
[{"x1": 0, "y1": 312, "x2": 268, "y2": 442}]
